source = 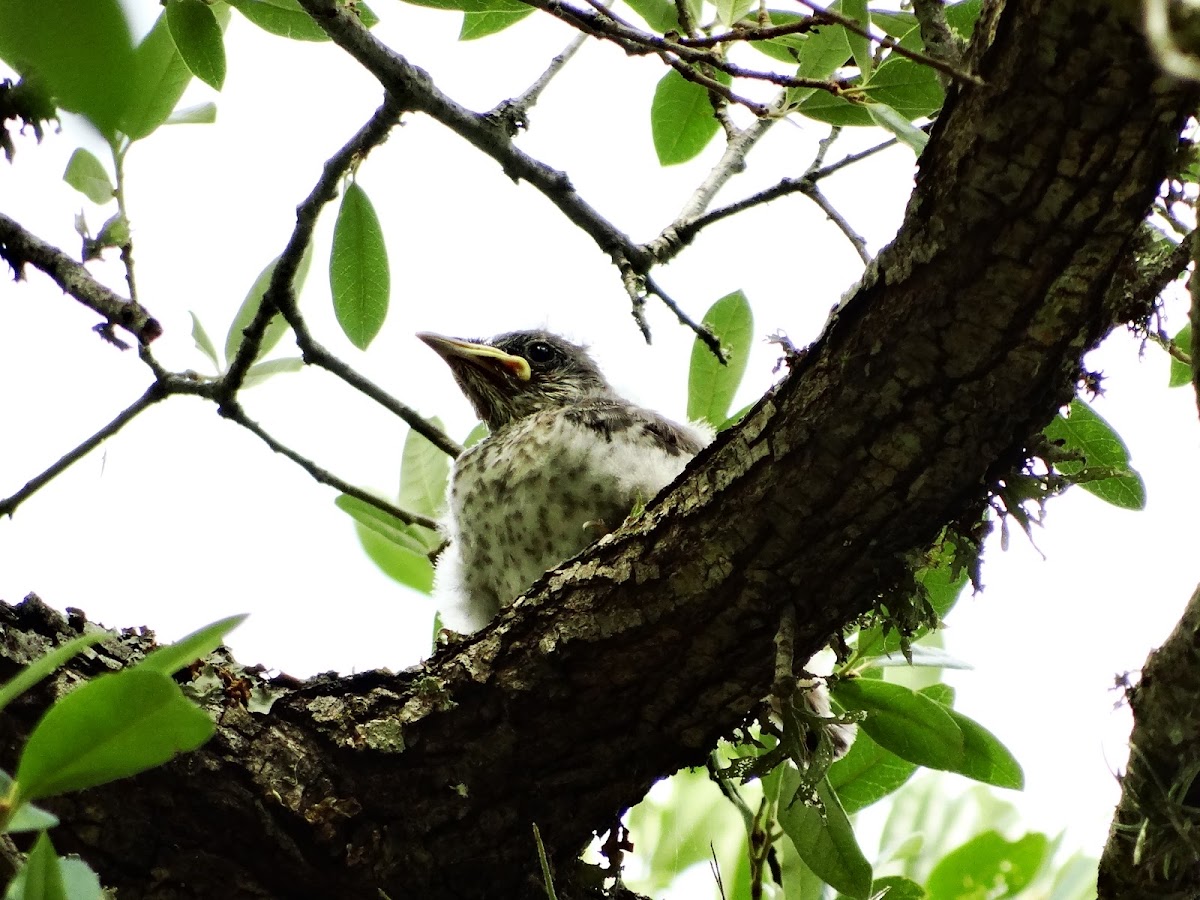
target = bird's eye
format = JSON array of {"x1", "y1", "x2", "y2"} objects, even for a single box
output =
[{"x1": 526, "y1": 341, "x2": 557, "y2": 364}]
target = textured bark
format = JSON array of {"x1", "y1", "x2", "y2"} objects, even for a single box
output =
[
  {"x1": 1098, "y1": 585, "x2": 1200, "y2": 900},
  {"x1": 1, "y1": 1, "x2": 1196, "y2": 897}
]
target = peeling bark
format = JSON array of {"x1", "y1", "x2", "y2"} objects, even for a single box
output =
[{"x1": 1, "y1": 1, "x2": 1196, "y2": 898}]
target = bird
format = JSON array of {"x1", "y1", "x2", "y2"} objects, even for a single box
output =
[
  {"x1": 417, "y1": 329, "x2": 711, "y2": 633},
  {"x1": 419, "y1": 328, "x2": 855, "y2": 758}
]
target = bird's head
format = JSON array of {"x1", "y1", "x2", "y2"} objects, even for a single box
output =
[{"x1": 417, "y1": 330, "x2": 613, "y2": 429}]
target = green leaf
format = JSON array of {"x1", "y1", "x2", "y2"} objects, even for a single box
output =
[
  {"x1": 459, "y1": 0, "x2": 534, "y2": 39},
  {"x1": 748, "y1": 12, "x2": 810, "y2": 64},
  {"x1": 5, "y1": 801, "x2": 59, "y2": 834},
  {"x1": 866, "y1": 102, "x2": 928, "y2": 152},
  {"x1": 1043, "y1": 398, "x2": 1146, "y2": 510},
  {"x1": 650, "y1": 68, "x2": 729, "y2": 166},
  {"x1": 136, "y1": 614, "x2": 248, "y2": 676},
  {"x1": 796, "y1": 90, "x2": 873, "y2": 127},
  {"x1": 189, "y1": 311, "x2": 221, "y2": 369},
  {"x1": 336, "y1": 495, "x2": 429, "y2": 554},
  {"x1": 166, "y1": 0, "x2": 227, "y2": 90},
  {"x1": 868, "y1": 9, "x2": 917, "y2": 37},
  {"x1": 841, "y1": 0, "x2": 872, "y2": 79},
  {"x1": 861, "y1": 57, "x2": 943, "y2": 120},
  {"x1": 784, "y1": 15, "x2": 854, "y2": 105},
  {"x1": 621, "y1": 0, "x2": 679, "y2": 32},
  {"x1": 1168, "y1": 321, "x2": 1193, "y2": 387},
  {"x1": 0, "y1": 0, "x2": 136, "y2": 138},
  {"x1": 0, "y1": 633, "x2": 107, "y2": 716},
  {"x1": 120, "y1": 12, "x2": 195, "y2": 141},
  {"x1": 7, "y1": 832, "x2": 67, "y2": 900},
  {"x1": 353, "y1": 521, "x2": 435, "y2": 594},
  {"x1": 867, "y1": 875, "x2": 926, "y2": 900},
  {"x1": 463, "y1": 422, "x2": 490, "y2": 448},
  {"x1": 400, "y1": 419, "x2": 450, "y2": 520},
  {"x1": 832, "y1": 678, "x2": 964, "y2": 771},
  {"x1": 926, "y1": 831, "x2": 1049, "y2": 900},
  {"x1": 55, "y1": 859, "x2": 101, "y2": 900},
  {"x1": 165, "y1": 101, "x2": 218, "y2": 125},
  {"x1": 226, "y1": 0, "x2": 330, "y2": 40},
  {"x1": 917, "y1": 687, "x2": 1024, "y2": 790},
  {"x1": 330, "y1": 181, "x2": 390, "y2": 350},
  {"x1": 224, "y1": 245, "x2": 312, "y2": 366},
  {"x1": 15, "y1": 669, "x2": 214, "y2": 801},
  {"x1": 62, "y1": 149, "x2": 114, "y2": 205},
  {"x1": 715, "y1": 0, "x2": 755, "y2": 27},
  {"x1": 873, "y1": 644, "x2": 971, "y2": 669},
  {"x1": 827, "y1": 728, "x2": 919, "y2": 814},
  {"x1": 243, "y1": 357, "x2": 305, "y2": 388},
  {"x1": 777, "y1": 771, "x2": 873, "y2": 899},
  {"x1": 687, "y1": 290, "x2": 754, "y2": 428}
]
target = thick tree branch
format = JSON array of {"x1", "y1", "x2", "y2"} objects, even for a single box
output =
[{"x1": 1099, "y1": 585, "x2": 1200, "y2": 899}]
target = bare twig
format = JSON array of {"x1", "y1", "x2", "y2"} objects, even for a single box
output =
[
  {"x1": 645, "y1": 274, "x2": 724, "y2": 360},
  {"x1": 796, "y1": 0, "x2": 981, "y2": 86},
  {"x1": 218, "y1": 96, "x2": 463, "y2": 459},
  {"x1": 219, "y1": 401, "x2": 441, "y2": 530},
  {"x1": 676, "y1": 16, "x2": 827, "y2": 47},
  {"x1": 487, "y1": 13, "x2": 597, "y2": 132},
  {"x1": 812, "y1": 134, "x2": 901, "y2": 179},
  {"x1": 0, "y1": 382, "x2": 168, "y2": 518},
  {"x1": 0, "y1": 212, "x2": 162, "y2": 345},
  {"x1": 804, "y1": 182, "x2": 870, "y2": 262}
]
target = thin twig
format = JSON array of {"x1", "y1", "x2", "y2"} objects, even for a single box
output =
[
  {"x1": 644, "y1": 274, "x2": 724, "y2": 360},
  {"x1": 812, "y1": 134, "x2": 901, "y2": 179},
  {"x1": 0, "y1": 212, "x2": 162, "y2": 345},
  {"x1": 796, "y1": 0, "x2": 981, "y2": 85},
  {"x1": 112, "y1": 143, "x2": 140, "y2": 308},
  {"x1": 676, "y1": 16, "x2": 828, "y2": 47},
  {"x1": 804, "y1": 183, "x2": 870, "y2": 262},
  {"x1": 219, "y1": 401, "x2": 441, "y2": 530},
  {"x1": 0, "y1": 383, "x2": 167, "y2": 518}
]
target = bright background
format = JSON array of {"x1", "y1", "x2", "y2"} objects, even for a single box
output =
[{"x1": 1, "y1": 0, "x2": 1197, "y2": 883}]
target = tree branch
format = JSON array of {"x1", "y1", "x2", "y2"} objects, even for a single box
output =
[{"x1": 0, "y1": 212, "x2": 162, "y2": 346}]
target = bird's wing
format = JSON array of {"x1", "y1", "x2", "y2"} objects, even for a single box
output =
[{"x1": 561, "y1": 398, "x2": 712, "y2": 458}]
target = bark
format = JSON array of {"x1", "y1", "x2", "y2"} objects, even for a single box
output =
[
  {"x1": 1098, "y1": 585, "x2": 1200, "y2": 900},
  {"x1": 1, "y1": 1, "x2": 1196, "y2": 897}
]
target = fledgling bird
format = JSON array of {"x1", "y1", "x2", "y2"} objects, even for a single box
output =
[
  {"x1": 420, "y1": 328, "x2": 855, "y2": 758},
  {"x1": 417, "y1": 329, "x2": 711, "y2": 632}
]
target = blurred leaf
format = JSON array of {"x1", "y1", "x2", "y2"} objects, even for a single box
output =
[
  {"x1": 1047, "y1": 852, "x2": 1099, "y2": 900},
  {"x1": 1044, "y1": 398, "x2": 1146, "y2": 510},
  {"x1": 226, "y1": 0, "x2": 330, "y2": 40},
  {"x1": 622, "y1": 0, "x2": 679, "y2": 32},
  {"x1": 651, "y1": 68, "x2": 730, "y2": 166},
  {"x1": 5, "y1": 800, "x2": 59, "y2": 833},
  {"x1": 136, "y1": 614, "x2": 247, "y2": 676},
  {"x1": 120, "y1": 12, "x2": 195, "y2": 141},
  {"x1": 687, "y1": 290, "x2": 754, "y2": 428},
  {"x1": 1168, "y1": 321, "x2": 1193, "y2": 387},
  {"x1": 55, "y1": 858, "x2": 101, "y2": 900},
  {"x1": 862, "y1": 57, "x2": 943, "y2": 119},
  {"x1": 873, "y1": 645, "x2": 972, "y2": 670},
  {"x1": 926, "y1": 831, "x2": 1049, "y2": 900},
  {"x1": 164, "y1": 101, "x2": 218, "y2": 125},
  {"x1": 866, "y1": 101, "x2": 928, "y2": 152},
  {"x1": 864, "y1": 875, "x2": 925, "y2": 900},
  {"x1": 827, "y1": 727, "x2": 918, "y2": 814},
  {"x1": 463, "y1": 422, "x2": 489, "y2": 448},
  {"x1": 189, "y1": 311, "x2": 221, "y2": 369},
  {"x1": 715, "y1": 0, "x2": 755, "y2": 27},
  {"x1": 330, "y1": 181, "x2": 390, "y2": 350},
  {"x1": 62, "y1": 149, "x2": 114, "y2": 204},
  {"x1": 167, "y1": 0, "x2": 226, "y2": 90},
  {"x1": 841, "y1": 0, "x2": 871, "y2": 78},
  {"x1": 0, "y1": 633, "x2": 107, "y2": 716},
  {"x1": 7, "y1": 832, "x2": 66, "y2": 900},
  {"x1": 224, "y1": 245, "x2": 312, "y2": 366},
  {"x1": 0, "y1": 0, "x2": 136, "y2": 138},
  {"x1": 832, "y1": 679, "x2": 964, "y2": 770},
  {"x1": 459, "y1": 0, "x2": 534, "y2": 39},
  {"x1": 354, "y1": 522, "x2": 434, "y2": 593},
  {"x1": 777, "y1": 770, "x2": 873, "y2": 899},
  {"x1": 16, "y1": 670, "x2": 213, "y2": 801},
  {"x1": 243, "y1": 357, "x2": 304, "y2": 388},
  {"x1": 400, "y1": 418, "x2": 450, "y2": 520}
]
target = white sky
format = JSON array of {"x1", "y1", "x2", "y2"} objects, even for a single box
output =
[{"x1": 1, "y1": 0, "x2": 1198, "y2": 884}]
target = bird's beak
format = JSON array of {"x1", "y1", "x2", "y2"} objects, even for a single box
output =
[{"x1": 417, "y1": 332, "x2": 532, "y2": 382}]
